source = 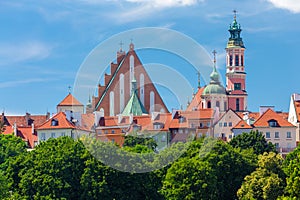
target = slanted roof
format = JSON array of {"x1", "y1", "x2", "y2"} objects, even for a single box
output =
[
  {"x1": 122, "y1": 90, "x2": 148, "y2": 116},
  {"x1": 253, "y1": 109, "x2": 294, "y2": 127},
  {"x1": 57, "y1": 93, "x2": 83, "y2": 106},
  {"x1": 37, "y1": 112, "x2": 76, "y2": 130},
  {"x1": 233, "y1": 120, "x2": 252, "y2": 129},
  {"x1": 186, "y1": 87, "x2": 205, "y2": 111},
  {"x1": 294, "y1": 100, "x2": 300, "y2": 122}
]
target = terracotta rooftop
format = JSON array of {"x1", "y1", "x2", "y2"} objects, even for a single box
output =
[
  {"x1": 186, "y1": 87, "x2": 205, "y2": 111},
  {"x1": 253, "y1": 109, "x2": 294, "y2": 127},
  {"x1": 57, "y1": 93, "x2": 83, "y2": 106},
  {"x1": 37, "y1": 112, "x2": 76, "y2": 130},
  {"x1": 233, "y1": 120, "x2": 252, "y2": 129}
]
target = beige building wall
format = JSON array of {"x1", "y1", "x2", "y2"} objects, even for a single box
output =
[
  {"x1": 213, "y1": 110, "x2": 241, "y2": 140},
  {"x1": 37, "y1": 128, "x2": 90, "y2": 144},
  {"x1": 57, "y1": 105, "x2": 84, "y2": 114},
  {"x1": 254, "y1": 127, "x2": 297, "y2": 153}
]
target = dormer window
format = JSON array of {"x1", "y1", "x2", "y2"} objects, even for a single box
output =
[
  {"x1": 51, "y1": 119, "x2": 58, "y2": 126},
  {"x1": 178, "y1": 116, "x2": 185, "y2": 123},
  {"x1": 153, "y1": 122, "x2": 164, "y2": 130},
  {"x1": 268, "y1": 120, "x2": 278, "y2": 127}
]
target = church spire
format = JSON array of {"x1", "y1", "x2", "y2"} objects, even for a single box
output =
[{"x1": 227, "y1": 10, "x2": 244, "y2": 48}]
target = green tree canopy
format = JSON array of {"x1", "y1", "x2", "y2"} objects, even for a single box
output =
[
  {"x1": 0, "y1": 134, "x2": 27, "y2": 170},
  {"x1": 161, "y1": 138, "x2": 256, "y2": 200},
  {"x1": 282, "y1": 145, "x2": 300, "y2": 198},
  {"x1": 229, "y1": 130, "x2": 276, "y2": 155},
  {"x1": 237, "y1": 152, "x2": 285, "y2": 200},
  {"x1": 6, "y1": 137, "x2": 90, "y2": 199},
  {"x1": 123, "y1": 134, "x2": 157, "y2": 151}
]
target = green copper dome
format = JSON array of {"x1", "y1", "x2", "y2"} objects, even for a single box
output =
[{"x1": 203, "y1": 66, "x2": 226, "y2": 95}]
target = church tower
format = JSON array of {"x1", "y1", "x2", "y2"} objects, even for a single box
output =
[{"x1": 226, "y1": 11, "x2": 247, "y2": 112}]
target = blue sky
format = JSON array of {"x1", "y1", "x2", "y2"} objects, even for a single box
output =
[{"x1": 1, "y1": 0, "x2": 300, "y2": 115}]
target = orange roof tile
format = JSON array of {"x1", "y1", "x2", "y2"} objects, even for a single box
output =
[
  {"x1": 169, "y1": 109, "x2": 214, "y2": 129},
  {"x1": 233, "y1": 120, "x2": 252, "y2": 129},
  {"x1": 186, "y1": 87, "x2": 205, "y2": 111},
  {"x1": 80, "y1": 113, "x2": 95, "y2": 131},
  {"x1": 57, "y1": 93, "x2": 83, "y2": 106},
  {"x1": 37, "y1": 112, "x2": 76, "y2": 130},
  {"x1": 2, "y1": 114, "x2": 49, "y2": 127},
  {"x1": 253, "y1": 109, "x2": 294, "y2": 127}
]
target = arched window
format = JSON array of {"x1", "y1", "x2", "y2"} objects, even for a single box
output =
[
  {"x1": 216, "y1": 101, "x2": 220, "y2": 108},
  {"x1": 140, "y1": 73, "x2": 144, "y2": 105},
  {"x1": 150, "y1": 91, "x2": 155, "y2": 113},
  {"x1": 235, "y1": 54, "x2": 239, "y2": 66},
  {"x1": 207, "y1": 101, "x2": 211, "y2": 108},
  {"x1": 241, "y1": 55, "x2": 244, "y2": 66},
  {"x1": 229, "y1": 55, "x2": 233, "y2": 66},
  {"x1": 119, "y1": 73, "x2": 124, "y2": 112},
  {"x1": 110, "y1": 91, "x2": 114, "y2": 116},
  {"x1": 130, "y1": 55, "x2": 134, "y2": 95},
  {"x1": 236, "y1": 98, "x2": 240, "y2": 111}
]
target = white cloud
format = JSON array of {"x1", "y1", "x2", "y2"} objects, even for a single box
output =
[
  {"x1": 125, "y1": 0, "x2": 200, "y2": 8},
  {"x1": 267, "y1": 0, "x2": 300, "y2": 13},
  {"x1": 0, "y1": 78, "x2": 54, "y2": 88},
  {"x1": 0, "y1": 41, "x2": 53, "y2": 65}
]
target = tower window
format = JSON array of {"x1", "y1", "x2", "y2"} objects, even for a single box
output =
[
  {"x1": 236, "y1": 98, "x2": 240, "y2": 111},
  {"x1": 207, "y1": 101, "x2": 211, "y2": 108},
  {"x1": 235, "y1": 55, "x2": 239, "y2": 66},
  {"x1": 216, "y1": 101, "x2": 220, "y2": 108},
  {"x1": 229, "y1": 55, "x2": 233, "y2": 66},
  {"x1": 241, "y1": 55, "x2": 244, "y2": 66},
  {"x1": 234, "y1": 83, "x2": 242, "y2": 90}
]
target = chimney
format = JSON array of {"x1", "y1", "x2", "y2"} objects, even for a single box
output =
[
  {"x1": 259, "y1": 106, "x2": 274, "y2": 116},
  {"x1": 46, "y1": 112, "x2": 50, "y2": 120},
  {"x1": 25, "y1": 112, "x2": 31, "y2": 126},
  {"x1": 243, "y1": 112, "x2": 250, "y2": 125},
  {"x1": 31, "y1": 123, "x2": 34, "y2": 135},
  {"x1": 13, "y1": 122, "x2": 17, "y2": 137}
]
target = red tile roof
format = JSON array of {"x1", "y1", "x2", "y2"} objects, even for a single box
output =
[
  {"x1": 295, "y1": 100, "x2": 300, "y2": 122},
  {"x1": 253, "y1": 109, "x2": 294, "y2": 127},
  {"x1": 80, "y1": 113, "x2": 95, "y2": 131},
  {"x1": 233, "y1": 120, "x2": 252, "y2": 129},
  {"x1": 169, "y1": 109, "x2": 214, "y2": 129},
  {"x1": 57, "y1": 93, "x2": 83, "y2": 106},
  {"x1": 17, "y1": 127, "x2": 37, "y2": 148},
  {"x1": 1, "y1": 114, "x2": 49, "y2": 127},
  {"x1": 37, "y1": 112, "x2": 76, "y2": 130},
  {"x1": 186, "y1": 87, "x2": 205, "y2": 111}
]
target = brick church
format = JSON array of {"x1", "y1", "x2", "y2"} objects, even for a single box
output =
[{"x1": 87, "y1": 42, "x2": 168, "y2": 116}]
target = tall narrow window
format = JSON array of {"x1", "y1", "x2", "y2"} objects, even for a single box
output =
[
  {"x1": 235, "y1": 54, "x2": 239, "y2": 66},
  {"x1": 110, "y1": 91, "x2": 114, "y2": 116},
  {"x1": 236, "y1": 98, "x2": 240, "y2": 111},
  {"x1": 119, "y1": 73, "x2": 124, "y2": 112},
  {"x1": 207, "y1": 101, "x2": 211, "y2": 108},
  {"x1": 130, "y1": 55, "x2": 134, "y2": 95},
  {"x1": 140, "y1": 73, "x2": 144, "y2": 106},
  {"x1": 241, "y1": 55, "x2": 244, "y2": 66},
  {"x1": 224, "y1": 102, "x2": 227, "y2": 111},
  {"x1": 216, "y1": 101, "x2": 220, "y2": 108},
  {"x1": 150, "y1": 91, "x2": 155, "y2": 113},
  {"x1": 229, "y1": 55, "x2": 233, "y2": 66}
]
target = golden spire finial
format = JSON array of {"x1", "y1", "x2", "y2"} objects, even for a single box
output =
[
  {"x1": 233, "y1": 9, "x2": 237, "y2": 20},
  {"x1": 212, "y1": 50, "x2": 217, "y2": 67}
]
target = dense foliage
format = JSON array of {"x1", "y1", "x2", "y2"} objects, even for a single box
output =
[
  {"x1": 229, "y1": 130, "x2": 277, "y2": 155},
  {"x1": 237, "y1": 152, "x2": 285, "y2": 200},
  {"x1": 0, "y1": 132, "x2": 300, "y2": 199}
]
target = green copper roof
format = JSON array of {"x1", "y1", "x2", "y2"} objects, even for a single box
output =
[
  {"x1": 227, "y1": 16, "x2": 245, "y2": 48},
  {"x1": 122, "y1": 79, "x2": 148, "y2": 116},
  {"x1": 203, "y1": 65, "x2": 226, "y2": 95}
]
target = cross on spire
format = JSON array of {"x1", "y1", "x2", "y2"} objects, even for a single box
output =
[
  {"x1": 233, "y1": 9, "x2": 237, "y2": 19},
  {"x1": 68, "y1": 86, "x2": 72, "y2": 94},
  {"x1": 119, "y1": 41, "x2": 124, "y2": 52},
  {"x1": 196, "y1": 71, "x2": 201, "y2": 88},
  {"x1": 212, "y1": 50, "x2": 217, "y2": 65}
]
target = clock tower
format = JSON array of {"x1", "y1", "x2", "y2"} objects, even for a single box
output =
[{"x1": 226, "y1": 11, "x2": 247, "y2": 111}]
